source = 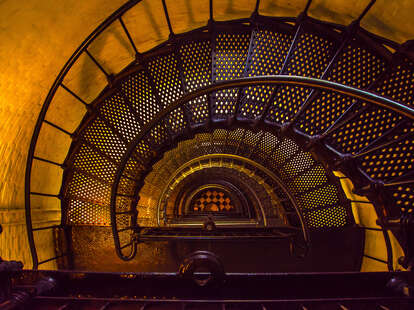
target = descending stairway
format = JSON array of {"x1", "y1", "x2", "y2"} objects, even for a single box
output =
[{"x1": 24, "y1": 0, "x2": 414, "y2": 277}]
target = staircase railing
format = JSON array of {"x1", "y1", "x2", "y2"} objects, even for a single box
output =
[
  {"x1": 24, "y1": 0, "x2": 413, "y2": 270},
  {"x1": 24, "y1": 0, "x2": 143, "y2": 270},
  {"x1": 110, "y1": 75, "x2": 414, "y2": 262}
]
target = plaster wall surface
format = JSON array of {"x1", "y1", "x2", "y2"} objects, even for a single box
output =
[{"x1": 0, "y1": 0, "x2": 126, "y2": 267}]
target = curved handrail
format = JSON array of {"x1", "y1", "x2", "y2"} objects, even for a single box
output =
[
  {"x1": 25, "y1": 0, "x2": 142, "y2": 269},
  {"x1": 110, "y1": 75, "x2": 414, "y2": 260},
  {"x1": 24, "y1": 0, "x2": 411, "y2": 268},
  {"x1": 156, "y1": 153, "x2": 310, "y2": 240}
]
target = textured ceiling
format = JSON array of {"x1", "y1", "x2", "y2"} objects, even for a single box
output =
[{"x1": 0, "y1": 0, "x2": 413, "y2": 268}]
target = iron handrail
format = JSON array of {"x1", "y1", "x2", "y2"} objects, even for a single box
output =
[
  {"x1": 24, "y1": 0, "x2": 408, "y2": 268},
  {"x1": 110, "y1": 75, "x2": 414, "y2": 261},
  {"x1": 156, "y1": 154, "x2": 310, "y2": 240},
  {"x1": 24, "y1": 0, "x2": 143, "y2": 269}
]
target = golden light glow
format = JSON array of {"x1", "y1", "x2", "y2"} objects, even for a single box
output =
[
  {"x1": 0, "y1": 0, "x2": 412, "y2": 270},
  {"x1": 334, "y1": 171, "x2": 405, "y2": 271}
]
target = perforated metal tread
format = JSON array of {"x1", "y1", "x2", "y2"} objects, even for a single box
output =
[
  {"x1": 121, "y1": 70, "x2": 160, "y2": 127},
  {"x1": 61, "y1": 18, "x2": 414, "y2": 230},
  {"x1": 146, "y1": 52, "x2": 188, "y2": 135},
  {"x1": 265, "y1": 20, "x2": 340, "y2": 125},
  {"x1": 237, "y1": 21, "x2": 294, "y2": 120},
  {"x1": 178, "y1": 34, "x2": 212, "y2": 126},
  {"x1": 356, "y1": 121, "x2": 412, "y2": 178},
  {"x1": 63, "y1": 69, "x2": 158, "y2": 225},
  {"x1": 298, "y1": 36, "x2": 389, "y2": 136},
  {"x1": 211, "y1": 24, "x2": 251, "y2": 121},
  {"x1": 358, "y1": 52, "x2": 414, "y2": 213},
  {"x1": 376, "y1": 54, "x2": 414, "y2": 107},
  {"x1": 134, "y1": 128, "x2": 351, "y2": 230}
]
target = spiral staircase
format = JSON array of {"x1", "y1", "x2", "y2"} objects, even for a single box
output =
[{"x1": 2, "y1": 0, "x2": 414, "y2": 309}]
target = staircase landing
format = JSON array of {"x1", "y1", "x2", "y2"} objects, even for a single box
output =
[{"x1": 68, "y1": 226, "x2": 364, "y2": 272}]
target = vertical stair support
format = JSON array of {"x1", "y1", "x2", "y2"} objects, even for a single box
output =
[
  {"x1": 381, "y1": 213, "x2": 414, "y2": 270},
  {"x1": 161, "y1": 0, "x2": 174, "y2": 38},
  {"x1": 119, "y1": 16, "x2": 139, "y2": 56},
  {"x1": 258, "y1": 18, "x2": 305, "y2": 122},
  {"x1": 303, "y1": 0, "x2": 313, "y2": 15},
  {"x1": 209, "y1": 0, "x2": 214, "y2": 22},
  {"x1": 174, "y1": 41, "x2": 195, "y2": 133},
  {"x1": 117, "y1": 18, "x2": 150, "y2": 130},
  {"x1": 85, "y1": 49, "x2": 113, "y2": 84},
  {"x1": 25, "y1": 0, "x2": 142, "y2": 269},
  {"x1": 43, "y1": 120, "x2": 74, "y2": 137},
  {"x1": 288, "y1": 0, "x2": 379, "y2": 129},
  {"x1": 233, "y1": 8, "x2": 260, "y2": 124},
  {"x1": 254, "y1": 0, "x2": 261, "y2": 15},
  {"x1": 355, "y1": 0, "x2": 377, "y2": 25},
  {"x1": 208, "y1": 15, "x2": 216, "y2": 125},
  {"x1": 60, "y1": 83, "x2": 91, "y2": 108},
  {"x1": 139, "y1": 57, "x2": 175, "y2": 141}
]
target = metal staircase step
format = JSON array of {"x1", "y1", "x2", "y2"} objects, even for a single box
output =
[
  {"x1": 138, "y1": 226, "x2": 300, "y2": 241},
  {"x1": 237, "y1": 19, "x2": 294, "y2": 121},
  {"x1": 178, "y1": 35, "x2": 212, "y2": 127},
  {"x1": 25, "y1": 0, "x2": 412, "y2": 273},
  {"x1": 211, "y1": 24, "x2": 251, "y2": 122},
  {"x1": 265, "y1": 18, "x2": 341, "y2": 125}
]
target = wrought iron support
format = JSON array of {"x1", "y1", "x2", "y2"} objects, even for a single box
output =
[
  {"x1": 355, "y1": 0, "x2": 377, "y2": 24},
  {"x1": 4, "y1": 269, "x2": 414, "y2": 307},
  {"x1": 355, "y1": 119, "x2": 409, "y2": 155},
  {"x1": 38, "y1": 254, "x2": 67, "y2": 266},
  {"x1": 380, "y1": 214, "x2": 414, "y2": 270},
  {"x1": 303, "y1": 0, "x2": 313, "y2": 15},
  {"x1": 118, "y1": 16, "x2": 139, "y2": 56},
  {"x1": 258, "y1": 22, "x2": 304, "y2": 121},
  {"x1": 385, "y1": 170, "x2": 414, "y2": 187},
  {"x1": 33, "y1": 156, "x2": 64, "y2": 168},
  {"x1": 43, "y1": 120, "x2": 73, "y2": 137},
  {"x1": 209, "y1": 0, "x2": 213, "y2": 22},
  {"x1": 60, "y1": 83, "x2": 90, "y2": 108},
  {"x1": 0, "y1": 273, "x2": 56, "y2": 310},
  {"x1": 162, "y1": 0, "x2": 174, "y2": 38},
  {"x1": 353, "y1": 131, "x2": 414, "y2": 159},
  {"x1": 85, "y1": 49, "x2": 112, "y2": 81}
]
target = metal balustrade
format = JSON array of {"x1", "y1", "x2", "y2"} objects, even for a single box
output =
[{"x1": 23, "y1": 0, "x2": 414, "y2": 282}]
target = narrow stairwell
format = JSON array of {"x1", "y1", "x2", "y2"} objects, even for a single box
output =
[{"x1": 24, "y1": 0, "x2": 413, "y2": 276}]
